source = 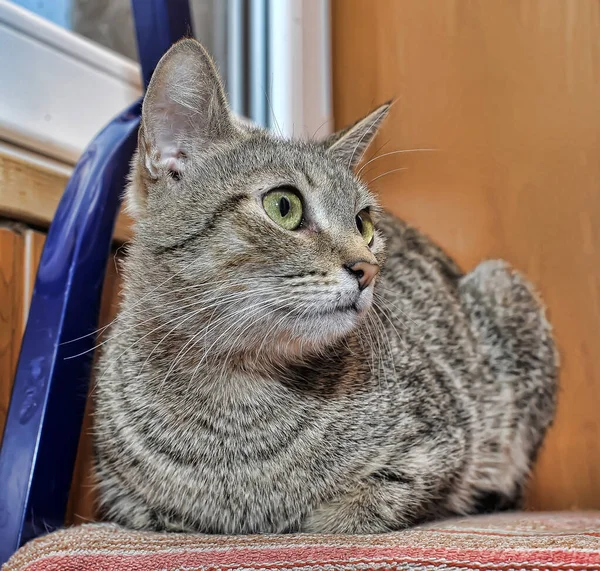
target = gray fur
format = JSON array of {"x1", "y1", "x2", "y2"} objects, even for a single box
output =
[{"x1": 94, "y1": 39, "x2": 557, "y2": 534}]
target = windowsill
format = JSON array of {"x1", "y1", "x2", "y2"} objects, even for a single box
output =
[{"x1": 0, "y1": 141, "x2": 133, "y2": 242}]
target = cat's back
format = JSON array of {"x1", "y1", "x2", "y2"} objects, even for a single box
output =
[
  {"x1": 377, "y1": 210, "x2": 463, "y2": 288},
  {"x1": 374, "y1": 211, "x2": 471, "y2": 359}
]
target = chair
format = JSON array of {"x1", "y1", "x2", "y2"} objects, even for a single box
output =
[{"x1": 0, "y1": 0, "x2": 194, "y2": 563}]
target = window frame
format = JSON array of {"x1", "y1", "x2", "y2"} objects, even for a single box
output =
[
  {"x1": 0, "y1": 0, "x2": 333, "y2": 165},
  {"x1": 0, "y1": 0, "x2": 142, "y2": 165}
]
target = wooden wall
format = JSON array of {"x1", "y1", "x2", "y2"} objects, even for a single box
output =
[
  {"x1": 0, "y1": 226, "x2": 44, "y2": 443},
  {"x1": 332, "y1": 0, "x2": 600, "y2": 509}
]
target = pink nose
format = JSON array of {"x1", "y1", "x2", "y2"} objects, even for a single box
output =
[{"x1": 345, "y1": 261, "x2": 379, "y2": 290}]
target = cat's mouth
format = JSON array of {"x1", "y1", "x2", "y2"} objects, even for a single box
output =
[
  {"x1": 284, "y1": 303, "x2": 358, "y2": 319},
  {"x1": 286, "y1": 294, "x2": 369, "y2": 320},
  {"x1": 315, "y1": 302, "x2": 359, "y2": 316},
  {"x1": 317, "y1": 287, "x2": 375, "y2": 319}
]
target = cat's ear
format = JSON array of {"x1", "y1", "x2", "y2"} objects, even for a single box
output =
[
  {"x1": 323, "y1": 102, "x2": 390, "y2": 169},
  {"x1": 139, "y1": 38, "x2": 235, "y2": 179}
]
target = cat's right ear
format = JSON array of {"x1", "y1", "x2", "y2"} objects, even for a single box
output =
[
  {"x1": 138, "y1": 39, "x2": 235, "y2": 182},
  {"x1": 322, "y1": 102, "x2": 390, "y2": 170}
]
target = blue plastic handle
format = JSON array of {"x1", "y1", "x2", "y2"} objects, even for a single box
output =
[{"x1": 132, "y1": 0, "x2": 194, "y2": 89}]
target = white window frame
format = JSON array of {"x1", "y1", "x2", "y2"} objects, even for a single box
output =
[
  {"x1": 0, "y1": 0, "x2": 332, "y2": 167},
  {"x1": 0, "y1": 0, "x2": 142, "y2": 166},
  {"x1": 268, "y1": 0, "x2": 332, "y2": 139}
]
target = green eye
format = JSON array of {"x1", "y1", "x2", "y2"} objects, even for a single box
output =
[
  {"x1": 356, "y1": 210, "x2": 374, "y2": 246},
  {"x1": 262, "y1": 189, "x2": 303, "y2": 230}
]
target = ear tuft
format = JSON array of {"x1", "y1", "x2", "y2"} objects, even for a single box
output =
[{"x1": 323, "y1": 102, "x2": 391, "y2": 169}]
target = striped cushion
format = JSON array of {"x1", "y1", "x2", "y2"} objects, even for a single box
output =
[{"x1": 5, "y1": 512, "x2": 600, "y2": 570}]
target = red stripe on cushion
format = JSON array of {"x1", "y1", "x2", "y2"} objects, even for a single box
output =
[{"x1": 21, "y1": 545, "x2": 600, "y2": 571}]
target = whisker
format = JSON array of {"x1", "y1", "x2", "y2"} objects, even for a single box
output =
[
  {"x1": 185, "y1": 301, "x2": 281, "y2": 392},
  {"x1": 357, "y1": 148, "x2": 437, "y2": 177},
  {"x1": 64, "y1": 275, "x2": 306, "y2": 359},
  {"x1": 311, "y1": 117, "x2": 333, "y2": 140},
  {"x1": 61, "y1": 273, "x2": 297, "y2": 346},
  {"x1": 373, "y1": 299, "x2": 408, "y2": 351},
  {"x1": 166, "y1": 289, "x2": 300, "y2": 389},
  {"x1": 63, "y1": 285, "x2": 284, "y2": 360},
  {"x1": 60, "y1": 258, "x2": 202, "y2": 344},
  {"x1": 348, "y1": 121, "x2": 377, "y2": 170},
  {"x1": 213, "y1": 300, "x2": 293, "y2": 387},
  {"x1": 264, "y1": 84, "x2": 283, "y2": 137},
  {"x1": 364, "y1": 310, "x2": 388, "y2": 407},
  {"x1": 159, "y1": 297, "x2": 278, "y2": 389},
  {"x1": 371, "y1": 307, "x2": 399, "y2": 386},
  {"x1": 91, "y1": 288, "x2": 292, "y2": 393},
  {"x1": 136, "y1": 286, "x2": 297, "y2": 384},
  {"x1": 374, "y1": 289, "x2": 420, "y2": 330},
  {"x1": 367, "y1": 167, "x2": 408, "y2": 186}
]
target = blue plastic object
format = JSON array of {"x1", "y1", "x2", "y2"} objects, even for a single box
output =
[
  {"x1": 0, "y1": 0, "x2": 194, "y2": 564},
  {"x1": 132, "y1": 0, "x2": 194, "y2": 89},
  {"x1": 0, "y1": 100, "x2": 141, "y2": 562}
]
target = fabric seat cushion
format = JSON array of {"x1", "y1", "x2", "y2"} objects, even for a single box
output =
[{"x1": 5, "y1": 511, "x2": 600, "y2": 570}]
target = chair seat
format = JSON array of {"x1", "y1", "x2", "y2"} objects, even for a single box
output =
[{"x1": 4, "y1": 511, "x2": 600, "y2": 570}]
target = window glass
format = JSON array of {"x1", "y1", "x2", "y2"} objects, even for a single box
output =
[{"x1": 7, "y1": 0, "x2": 227, "y2": 73}]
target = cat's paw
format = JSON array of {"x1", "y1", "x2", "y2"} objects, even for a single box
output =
[{"x1": 302, "y1": 479, "x2": 415, "y2": 534}]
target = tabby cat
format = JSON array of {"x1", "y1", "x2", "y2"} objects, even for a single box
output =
[{"x1": 94, "y1": 39, "x2": 557, "y2": 534}]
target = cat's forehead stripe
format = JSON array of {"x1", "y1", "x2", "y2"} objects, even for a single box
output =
[
  {"x1": 152, "y1": 193, "x2": 248, "y2": 255},
  {"x1": 303, "y1": 171, "x2": 316, "y2": 188}
]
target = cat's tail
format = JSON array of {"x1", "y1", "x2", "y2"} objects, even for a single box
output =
[{"x1": 457, "y1": 260, "x2": 558, "y2": 505}]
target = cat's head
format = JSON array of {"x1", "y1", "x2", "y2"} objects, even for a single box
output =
[{"x1": 126, "y1": 39, "x2": 389, "y2": 361}]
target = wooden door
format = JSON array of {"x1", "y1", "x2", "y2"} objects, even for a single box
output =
[{"x1": 332, "y1": 0, "x2": 600, "y2": 510}]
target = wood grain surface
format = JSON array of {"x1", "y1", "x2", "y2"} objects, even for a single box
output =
[
  {"x1": 0, "y1": 151, "x2": 133, "y2": 243},
  {"x1": 0, "y1": 226, "x2": 25, "y2": 443},
  {"x1": 0, "y1": 227, "x2": 45, "y2": 443}
]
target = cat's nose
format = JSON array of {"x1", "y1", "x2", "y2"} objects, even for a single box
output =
[{"x1": 344, "y1": 261, "x2": 379, "y2": 290}]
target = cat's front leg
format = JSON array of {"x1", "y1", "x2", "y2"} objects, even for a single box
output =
[{"x1": 302, "y1": 475, "x2": 427, "y2": 534}]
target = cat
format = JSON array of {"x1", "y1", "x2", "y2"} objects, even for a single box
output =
[{"x1": 94, "y1": 38, "x2": 558, "y2": 534}]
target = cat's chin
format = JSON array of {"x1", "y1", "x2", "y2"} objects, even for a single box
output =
[
  {"x1": 217, "y1": 291, "x2": 374, "y2": 363},
  {"x1": 267, "y1": 300, "x2": 371, "y2": 358},
  {"x1": 295, "y1": 308, "x2": 361, "y2": 337},
  {"x1": 287, "y1": 289, "x2": 374, "y2": 347},
  {"x1": 257, "y1": 312, "x2": 360, "y2": 362}
]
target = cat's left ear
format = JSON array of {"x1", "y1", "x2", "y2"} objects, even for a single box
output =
[
  {"x1": 323, "y1": 102, "x2": 390, "y2": 169},
  {"x1": 139, "y1": 38, "x2": 235, "y2": 180}
]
